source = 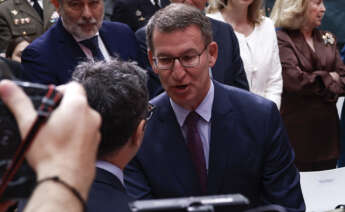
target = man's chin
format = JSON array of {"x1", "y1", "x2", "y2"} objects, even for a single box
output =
[{"x1": 75, "y1": 30, "x2": 98, "y2": 40}]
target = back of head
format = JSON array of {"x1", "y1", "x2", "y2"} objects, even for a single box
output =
[
  {"x1": 270, "y1": 0, "x2": 308, "y2": 30},
  {"x1": 72, "y1": 59, "x2": 148, "y2": 159},
  {"x1": 146, "y1": 3, "x2": 213, "y2": 52}
]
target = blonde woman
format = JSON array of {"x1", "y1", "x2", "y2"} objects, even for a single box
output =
[
  {"x1": 271, "y1": 0, "x2": 345, "y2": 171},
  {"x1": 207, "y1": 0, "x2": 282, "y2": 109}
]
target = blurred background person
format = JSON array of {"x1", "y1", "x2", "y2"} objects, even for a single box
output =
[
  {"x1": 265, "y1": 0, "x2": 345, "y2": 51},
  {"x1": 5, "y1": 36, "x2": 31, "y2": 63},
  {"x1": 271, "y1": 0, "x2": 345, "y2": 171},
  {"x1": 207, "y1": 0, "x2": 282, "y2": 109},
  {"x1": 0, "y1": 0, "x2": 58, "y2": 53},
  {"x1": 110, "y1": 0, "x2": 167, "y2": 32}
]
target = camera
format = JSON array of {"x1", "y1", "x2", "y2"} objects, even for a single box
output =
[{"x1": 0, "y1": 80, "x2": 62, "y2": 201}]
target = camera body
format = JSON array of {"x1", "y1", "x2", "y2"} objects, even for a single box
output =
[{"x1": 0, "y1": 81, "x2": 61, "y2": 201}]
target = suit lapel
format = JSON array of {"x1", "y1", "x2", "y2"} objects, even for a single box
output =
[
  {"x1": 99, "y1": 24, "x2": 117, "y2": 57},
  {"x1": 55, "y1": 19, "x2": 86, "y2": 76},
  {"x1": 157, "y1": 95, "x2": 201, "y2": 194},
  {"x1": 288, "y1": 30, "x2": 317, "y2": 71},
  {"x1": 15, "y1": 0, "x2": 42, "y2": 24},
  {"x1": 207, "y1": 81, "x2": 235, "y2": 194}
]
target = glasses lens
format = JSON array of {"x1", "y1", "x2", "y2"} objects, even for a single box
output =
[
  {"x1": 181, "y1": 55, "x2": 199, "y2": 67},
  {"x1": 156, "y1": 57, "x2": 173, "y2": 70}
]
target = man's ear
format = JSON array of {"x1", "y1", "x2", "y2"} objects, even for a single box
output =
[
  {"x1": 148, "y1": 49, "x2": 159, "y2": 74},
  {"x1": 51, "y1": 0, "x2": 60, "y2": 10},
  {"x1": 207, "y1": 41, "x2": 218, "y2": 68},
  {"x1": 130, "y1": 120, "x2": 146, "y2": 149}
]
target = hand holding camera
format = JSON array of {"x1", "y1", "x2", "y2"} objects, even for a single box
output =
[{"x1": 0, "y1": 80, "x2": 101, "y2": 209}]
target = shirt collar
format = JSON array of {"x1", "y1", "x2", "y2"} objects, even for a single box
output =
[
  {"x1": 96, "y1": 160, "x2": 124, "y2": 185},
  {"x1": 170, "y1": 81, "x2": 214, "y2": 127}
]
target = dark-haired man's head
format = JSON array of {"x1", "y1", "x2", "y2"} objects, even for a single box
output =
[{"x1": 72, "y1": 58, "x2": 149, "y2": 168}]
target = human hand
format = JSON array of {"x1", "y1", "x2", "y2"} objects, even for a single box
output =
[{"x1": 0, "y1": 80, "x2": 101, "y2": 199}]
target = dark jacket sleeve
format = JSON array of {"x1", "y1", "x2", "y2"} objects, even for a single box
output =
[
  {"x1": 228, "y1": 25, "x2": 249, "y2": 91},
  {"x1": 261, "y1": 103, "x2": 306, "y2": 212},
  {"x1": 135, "y1": 26, "x2": 164, "y2": 99}
]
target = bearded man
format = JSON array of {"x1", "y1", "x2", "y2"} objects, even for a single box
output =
[{"x1": 21, "y1": 0, "x2": 141, "y2": 85}]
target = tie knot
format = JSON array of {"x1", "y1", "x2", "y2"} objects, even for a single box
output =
[
  {"x1": 79, "y1": 36, "x2": 99, "y2": 50},
  {"x1": 185, "y1": 111, "x2": 199, "y2": 127}
]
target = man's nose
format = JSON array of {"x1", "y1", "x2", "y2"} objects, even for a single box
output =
[
  {"x1": 82, "y1": 5, "x2": 92, "y2": 18},
  {"x1": 171, "y1": 58, "x2": 186, "y2": 80}
]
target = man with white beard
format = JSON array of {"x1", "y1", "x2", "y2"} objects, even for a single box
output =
[{"x1": 21, "y1": 0, "x2": 141, "y2": 85}]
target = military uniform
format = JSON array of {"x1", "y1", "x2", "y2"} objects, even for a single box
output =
[
  {"x1": 0, "y1": 0, "x2": 58, "y2": 52},
  {"x1": 110, "y1": 0, "x2": 161, "y2": 32}
]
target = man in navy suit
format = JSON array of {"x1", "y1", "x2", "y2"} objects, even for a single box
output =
[
  {"x1": 136, "y1": 0, "x2": 249, "y2": 98},
  {"x1": 21, "y1": 0, "x2": 140, "y2": 85},
  {"x1": 72, "y1": 59, "x2": 150, "y2": 212},
  {"x1": 124, "y1": 4, "x2": 305, "y2": 212}
]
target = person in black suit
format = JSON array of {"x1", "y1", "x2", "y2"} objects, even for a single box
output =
[
  {"x1": 136, "y1": 0, "x2": 249, "y2": 98},
  {"x1": 110, "y1": 0, "x2": 160, "y2": 32},
  {"x1": 71, "y1": 59, "x2": 150, "y2": 212}
]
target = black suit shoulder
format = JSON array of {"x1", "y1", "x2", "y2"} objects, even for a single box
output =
[
  {"x1": 111, "y1": 0, "x2": 159, "y2": 32},
  {"x1": 87, "y1": 168, "x2": 132, "y2": 212}
]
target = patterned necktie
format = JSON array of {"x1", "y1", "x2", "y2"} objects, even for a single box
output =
[
  {"x1": 185, "y1": 111, "x2": 207, "y2": 193},
  {"x1": 31, "y1": 0, "x2": 43, "y2": 19},
  {"x1": 79, "y1": 36, "x2": 105, "y2": 61}
]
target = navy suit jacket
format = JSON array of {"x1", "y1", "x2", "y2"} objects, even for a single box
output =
[
  {"x1": 135, "y1": 17, "x2": 249, "y2": 98},
  {"x1": 21, "y1": 18, "x2": 140, "y2": 85},
  {"x1": 87, "y1": 168, "x2": 132, "y2": 212},
  {"x1": 124, "y1": 81, "x2": 305, "y2": 212}
]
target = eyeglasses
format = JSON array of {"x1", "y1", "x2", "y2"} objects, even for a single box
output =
[
  {"x1": 145, "y1": 103, "x2": 155, "y2": 121},
  {"x1": 152, "y1": 44, "x2": 209, "y2": 70}
]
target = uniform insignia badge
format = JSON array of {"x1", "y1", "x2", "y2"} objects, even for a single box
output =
[
  {"x1": 14, "y1": 19, "x2": 19, "y2": 25},
  {"x1": 139, "y1": 17, "x2": 145, "y2": 21},
  {"x1": 20, "y1": 18, "x2": 25, "y2": 24},
  {"x1": 25, "y1": 17, "x2": 31, "y2": 24},
  {"x1": 11, "y1": 10, "x2": 18, "y2": 16},
  {"x1": 50, "y1": 11, "x2": 59, "y2": 23},
  {"x1": 136, "y1": 10, "x2": 142, "y2": 16},
  {"x1": 0, "y1": 0, "x2": 6, "y2": 4}
]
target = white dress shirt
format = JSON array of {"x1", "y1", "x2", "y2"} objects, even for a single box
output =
[{"x1": 207, "y1": 12, "x2": 282, "y2": 109}]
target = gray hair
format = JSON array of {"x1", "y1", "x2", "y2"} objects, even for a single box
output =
[
  {"x1": 72, "y1": 58, "x2": 148, "y2": 158},
  {"x1": 146, "y1": 3, "x2": 213, "y2": 52}
]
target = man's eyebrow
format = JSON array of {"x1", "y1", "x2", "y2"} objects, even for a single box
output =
[{"x1": 156, "y1": 49, "x2": 199, "y2": 57}]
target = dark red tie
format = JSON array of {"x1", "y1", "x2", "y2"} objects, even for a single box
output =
[{"x1": 185, "y1": 111, "x2": 207, "y2": 193}]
